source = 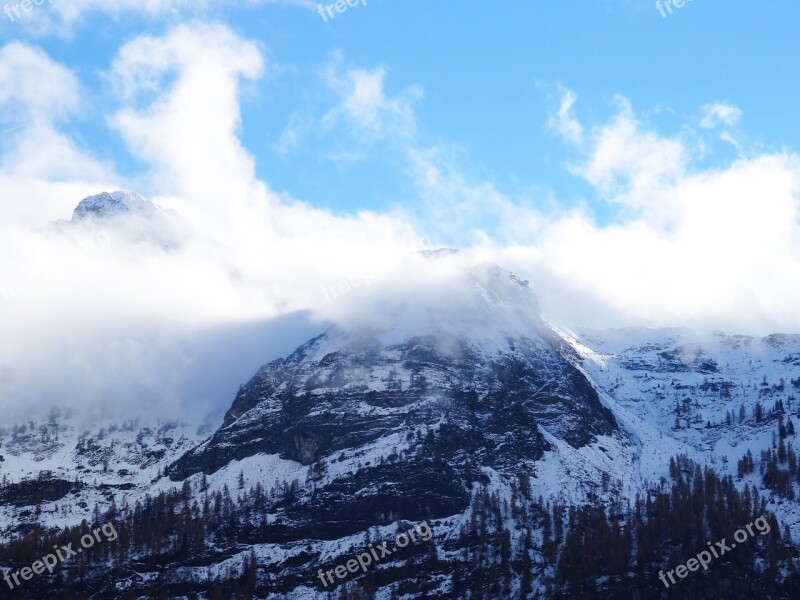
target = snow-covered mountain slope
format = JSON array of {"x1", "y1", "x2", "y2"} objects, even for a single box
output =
[
  {"x1": 1, "y1": 237, "x2": 799, "y2": 597},
  {"x1": 139, "y1": 261, "x2": 644, "y2": 596},
  {"x1": 565, "y1": 326, "x2": 800, "y2": 535},
  {"x1": 0, "y1": 409, "x2": 210, "y2": 543},
  {"x1": 143, "y1": 265, "x2": 797, "y2": 597},
  {"x1": 168, "y1": 263, "x2": 620, "y2": 485}
]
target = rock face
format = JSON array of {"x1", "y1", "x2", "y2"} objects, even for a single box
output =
[{"x1": 167, "y1": 263, "x2": 617, "y2": 539}]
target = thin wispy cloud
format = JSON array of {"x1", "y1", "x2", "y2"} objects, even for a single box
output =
[
  {"x1": 700, "y1": 102, "x2": 743, "y2": 129},
  {"x1": 547, "y1": 85, "x2": 584, "y2": 146}
]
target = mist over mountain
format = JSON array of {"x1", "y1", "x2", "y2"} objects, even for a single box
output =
[{"x1": 0, "y1": 193, "x2": 798, "y2": 598}]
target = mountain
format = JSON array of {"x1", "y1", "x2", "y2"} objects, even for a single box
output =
[
  {"x1": 71, "y1": 191, "x2": 158, "y2": 221},
  {"x1": 60, "y1": 190, "x2": 186, "y2": 251},
  {"x1": 169, "y1": 263, "x2": 618, "y2": 478},
  {"x1": 0, "y1": 410, "x2": 209, "y2": 545},
  {"x1": 164, "y1": 263, "x2": 619, "y2": 550},
  {"x1": 0, "y1": 239, "x2": 798, "y2": 597}
]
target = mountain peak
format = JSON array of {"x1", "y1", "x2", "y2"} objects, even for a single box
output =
[
  {"x1": 330, "y1": 258, "x2": 544, "y2": 350},
  {"x1": 71, "y1": 191, "x2": 155, "y2": 221}
]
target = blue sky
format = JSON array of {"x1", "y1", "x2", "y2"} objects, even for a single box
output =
[{"x1": 4, "y1": 0, "x2": 799, "y2": 223}]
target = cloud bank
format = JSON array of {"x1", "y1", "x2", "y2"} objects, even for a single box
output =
[
  {"x1": 0, "y1": 27, "x2": 421, "y2": 419},
  {"x1": 1, "y1": 24, "x2": 799, "y2": 419}
]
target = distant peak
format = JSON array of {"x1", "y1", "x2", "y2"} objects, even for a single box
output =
[{"x1": 72, "y1": 191, "x2": 155, "y2": 221}]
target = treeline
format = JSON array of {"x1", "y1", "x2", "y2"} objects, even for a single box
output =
[
  {"x1": 0, "y1": 455, "x2": 798, "y2": 599},
  {"x1": 0, "y1": 479, "x2": 273, "y2": 599},
  {"x1": 552, "y1": 454, "x2": 797, "y2": 598},
  {"x1": 425, "y1": 455, "x2": 798, "y2": 600},
  {"x1": 737, "y1": 413, "x2": 800, "y2": 502}
]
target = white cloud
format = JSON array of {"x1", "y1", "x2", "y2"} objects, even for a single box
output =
[
  {"x1": 407, "y1": 145, "x2": 545, "y2": 245},
  {"x1": 700, "y1": 102, "x2": 743, "y2": 129},
  {"x1": 573, "y1": 96, "x2": 690, "y2": 208},
  {"x1": 521, "y1": 152, "x2": 800, "y2": 333},
  {"x1": 0, "y1": 42, "x2": 117, "y2": 226},
  {"x1": 320, "y1": 53, "x2": 422, "y2": 162},
  {"x1": 314, "y1": 58, "x2": 541, "y2": 244},
  {"x1": 109, "y1": 22, "x2": 267, "y2": 232},
  {"x1": 1, "y1": 31, "x2": 799, "y2": 423},
  {"x1": 274, "y1": 112, "x2": 314, "y2": 155},
  {"x1": 547, "y1": 86, "x2": 584, "y2": 146},
  {"x1": 0, "y1": 29, "x2": 423, "y2": 419},
  {"x1": 488, "y1": 98, "x2": 800, "y2": 334}
]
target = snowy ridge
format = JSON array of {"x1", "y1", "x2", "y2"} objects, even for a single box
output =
[{"x1": 0, "y1": 409, "x2": 207, "y2": 543}]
